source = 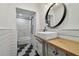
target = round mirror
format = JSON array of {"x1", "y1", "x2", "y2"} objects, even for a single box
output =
[{"x1": 45, "y1": 3, "x2": 66, "y2": 28}]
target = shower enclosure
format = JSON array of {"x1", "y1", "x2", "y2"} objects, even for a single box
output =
[
  {"x1": 16, "y1": 8, "x2": 36, "y2": 56},
  {"x1": 16, "y1": 18, "x2": 32, "y2": 45}
]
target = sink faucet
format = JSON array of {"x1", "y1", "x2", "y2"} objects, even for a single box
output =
[{"x1": 43, "y1": 27, "x2": 48, "y2": 32}]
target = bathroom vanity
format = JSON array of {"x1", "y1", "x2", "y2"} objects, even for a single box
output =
[
  {"x1": 34, "y1": 34, "x2": 79, "y2": 56},
  {"x1": 47, "y1": 38, "x2": 79, "y2": 56}
]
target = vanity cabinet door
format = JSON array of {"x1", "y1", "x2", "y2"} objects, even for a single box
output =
[
  {"x1": 55, "y1": 49, "x2": 66, "y2": 56},
  {"x1": 47, "y1": 44, "x2": 66, "y2": 56},
  {"x1": 35, "y1": 37, "x2": 43, "y2": 56},
  {"x1": 47, "y1": 44, "x2": 56, "y2": 56}
]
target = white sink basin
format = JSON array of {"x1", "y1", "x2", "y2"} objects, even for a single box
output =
[{"x1": 37, "y1": 31, "x2": 57, "y2": 40}]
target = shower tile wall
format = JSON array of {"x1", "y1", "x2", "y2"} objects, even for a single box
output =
[
  {"x1": 0, "y1": 29, "x2": 17, "y2": 56},
  {"x1": 47, "y1": 29, "x2": 79, "y2": 41},
  {"x1": 58, "y1": 29, "x2": 79, "y2": 41},
  {"x1": 17, "y1": 18, "x2": 31, "y2": 44}
]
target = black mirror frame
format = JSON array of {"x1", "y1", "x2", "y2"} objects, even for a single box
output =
[{"x1": 45, "y1": 3, "x2": 67, "y2": 28}]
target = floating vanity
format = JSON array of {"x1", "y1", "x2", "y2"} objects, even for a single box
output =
[{"x1": 34, "y1": 32, "x2": 79, "y2": 56}]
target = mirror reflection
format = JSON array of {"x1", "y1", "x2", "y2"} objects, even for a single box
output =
[{"x1": 45, "y1": 3, "x2": 66, "y2": 28}]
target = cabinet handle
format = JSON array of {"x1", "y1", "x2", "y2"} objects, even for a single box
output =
[
  {"x1": 53, "y1": 51, "x2": 56, "y2": 53},
  {"x1": 53, "y1": 51, "x2": 58, "y2": 55},
  {"x1": 55, "y1": 52, "x2": 58, "y2": 55},
  {"x1": 66, "y1": 54, "x2": 69, "y2": 56}
]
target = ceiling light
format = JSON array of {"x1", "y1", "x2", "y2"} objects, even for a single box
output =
[{"x1": 18, "y1": 13, "x2": 22, "y2": 16}]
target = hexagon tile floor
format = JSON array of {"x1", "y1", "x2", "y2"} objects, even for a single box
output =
[{"x1": 17, "y1": 44, "x2": 39, "y2": 56}]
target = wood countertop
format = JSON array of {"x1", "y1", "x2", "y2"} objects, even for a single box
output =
[
  {"x1": 47, "y1": 38, "x2": 79, "y2": 56},
  {"x1": 33, "y1": 34, "x2": 79, "y2": 56}
]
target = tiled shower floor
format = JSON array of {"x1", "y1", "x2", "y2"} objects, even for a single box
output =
[{"x1": 17, "y1": 44, "x2": 39, "y2": 56}]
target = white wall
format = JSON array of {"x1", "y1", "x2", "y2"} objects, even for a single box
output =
[
  {"x1": 62, "y1": 3, "x2": 79, "y2": 29},
  {"x1": 0, "y1": 4, "x2": 16, "y2": 29},
  {"x1": 39, "y1": 3, "x2": 79, "y2": 41},
  {"x1": 0, "y1": 3, "x2": 41, "y2": 31},
  {"x1": 39, "y1": 3, "x2": 79, "y2": 30},
  {"x1": 0, "y1": 3, "x2": 17, "y2": 56},
  {"x1": 0, "y1": 3, "x2": 41, "y2": 56}
]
